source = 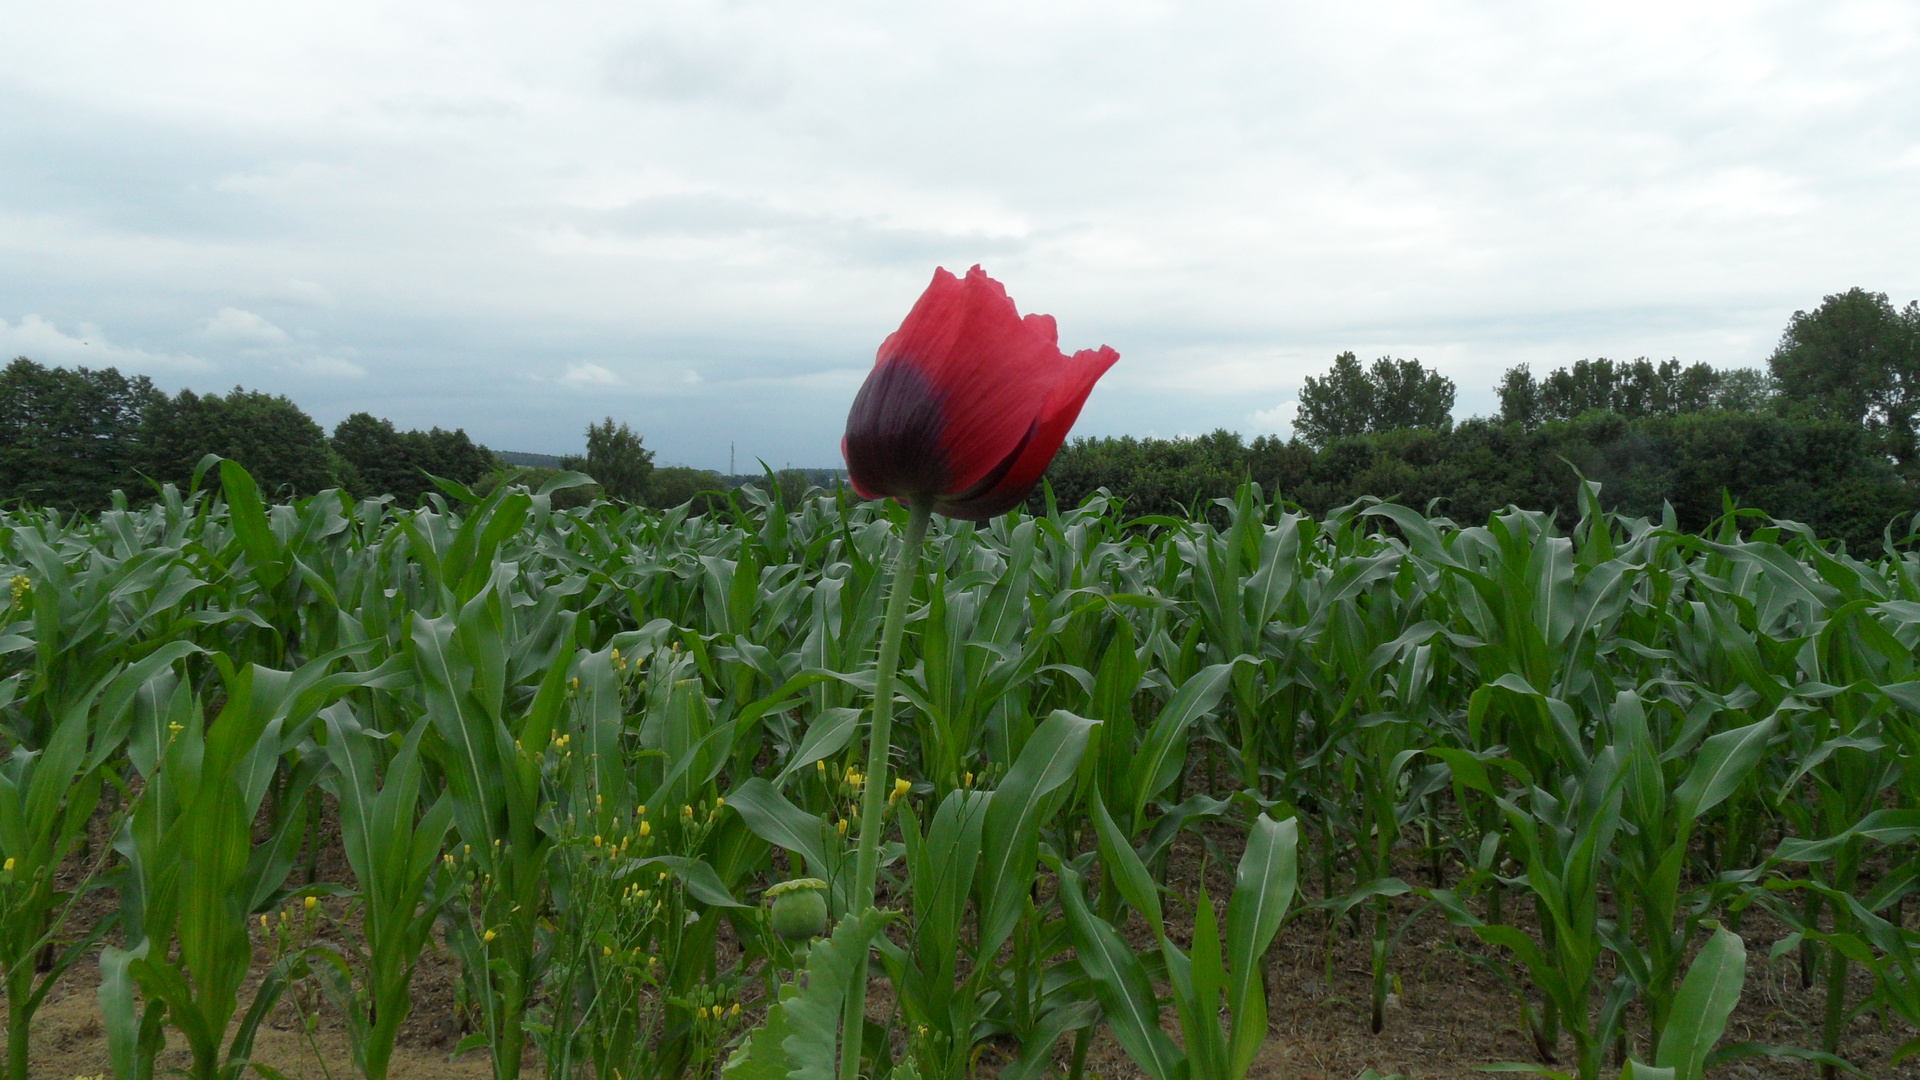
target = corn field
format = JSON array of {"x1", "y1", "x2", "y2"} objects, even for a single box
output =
[{"x1": 3, "y1": 461, "x2": 1920, "y2": 1080}]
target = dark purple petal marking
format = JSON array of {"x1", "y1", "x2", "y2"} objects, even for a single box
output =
[{"x1": 843, "y1": 356, "x2": 950, "y2": 501}]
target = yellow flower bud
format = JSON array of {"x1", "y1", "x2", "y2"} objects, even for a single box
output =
[
  {"x1": 2, "y1": 858, "x2": 12, "y2": 872},
  {"x1": 639, "y1": 821, "x2": 651, "y2": 837},
  {"x1": 594, "y1": 835, "x2": 603, "y2": 847},
  {"x1": 891, "y1": 777, "x2": 911, "y2": 804},
  {"x1": 731, "y1": 1003, "x2": 741, "y2": 1018},
  {"x1": 484, "y1": 929, "x2": 497, "y2": 942},
  {"x1": 304, "y1": 895, "x2": 317, "y2": 912}
]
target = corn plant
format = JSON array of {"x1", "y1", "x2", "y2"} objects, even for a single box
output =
[
  {"x1": 314, "y1": 706, "x2": 455, "y2": 1080},
  {"x1": 7, "y1": 457, "x2": 1920, "y2": 1080},
  {"x1": 1058, "y1": 797, "x2": 1299, "y2": 1080},
  {"x1": 1619, "y1": 925, "x2": 1747, "y2": 1080},
  {"x1": 104, "y1": 654, "x2": 348, "y2": 1080},
  {"x1": 0, "y1": 661, "x2": 130, "y2": 1080}
]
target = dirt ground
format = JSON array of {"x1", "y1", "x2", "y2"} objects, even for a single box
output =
[{"x1": 16, "y1": 819, "x2": 1920, "y2": 1080}]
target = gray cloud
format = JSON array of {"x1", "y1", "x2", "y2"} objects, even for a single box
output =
[{"x1": 0, "y1": 1, "x2": 1914, "y2": 468}]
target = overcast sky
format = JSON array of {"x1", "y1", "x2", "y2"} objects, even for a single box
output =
[{"x1": 4, "y1": 1, "x2": 1917, "y2": 469}]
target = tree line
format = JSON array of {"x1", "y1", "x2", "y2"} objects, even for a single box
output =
[
  {"x1": 0, "y1": 356, "x2": 750, "y2": 513},
  {"x1": 0, "y1": 358, "x2": 497, "y2": 509},
  {"x1": 1036, "y1": 287, "x2": 1920, "y2": 551},
  {"x1": 5, "y1": 286, "x2": 1916, "y2": 545}
]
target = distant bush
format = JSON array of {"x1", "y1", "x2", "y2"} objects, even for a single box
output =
[
  {"x1": 647, "y1": 465, "x2": 726, "y2": 512},
  {"x1": 142, "y1": 385, "x2": 335, "y2": 498},
  {"x1": 1039, "y1": 412, "x2": 1918, "y2": 553},
  {"x1": 0, "y1": 357, "x2": 156, "y2": 510},
  {"x1": 333, "y1": 412, "x2": 497, "y2": 506}
]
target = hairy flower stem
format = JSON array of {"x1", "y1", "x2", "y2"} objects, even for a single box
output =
[{"x1": 840, "y1": 498, "x2": 933, "y2": 1080}]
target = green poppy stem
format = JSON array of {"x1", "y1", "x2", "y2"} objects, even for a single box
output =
[{"x1": 841, "y1": 496, "x2": 933, "y2": 1080}]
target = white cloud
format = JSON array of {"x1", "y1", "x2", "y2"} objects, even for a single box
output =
[
  {"x1": 275, "y1": 280, "x2": 338, "y2": 308},
  {"x1": 562, "y1": 362, "x2": 621, "y2": 388},
  {"x1": 288, "y1": 355, "x2": 367, "y2": 379},
  {"x1": 0, "y1": 314, "x2": 214, "y2": 374},
  {"x1": 1250, "y1": 401, "x2": 1297, "y2": 437},
  {"x1": 200, "y1": 307, "x2": 289, "y2": 347},
  {"x1": 0, "y1": 0, "x2": 1915, "y2": 467}
]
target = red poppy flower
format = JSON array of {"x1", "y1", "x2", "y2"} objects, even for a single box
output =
[{"x1": 842, "y1": 266, "x2": 1119, "y2": 521}]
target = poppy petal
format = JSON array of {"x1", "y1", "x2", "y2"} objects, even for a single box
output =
[
  {"x1": 845, "y1": 265, "x2": 1117, "y2": 519},
  {"x1": 877, "y1": 266, "x2": 1062, "y2": 495},
  {"x1": 935, "y1": 345, "x2": 1119, "y2": 520}
]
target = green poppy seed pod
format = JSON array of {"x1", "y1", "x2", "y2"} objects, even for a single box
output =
[{"x1": 765, "y1": 878, "x2": 829, "y2": 942}]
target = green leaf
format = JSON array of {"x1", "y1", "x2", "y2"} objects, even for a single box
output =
[
  {"x1": 1225, "y1": 816, "x2": 1297, "y2": 1080},
  {"x1": 100, "y1": 942, "x2": 150, "y2": 1080},
  {"x1": 638, "y1": 855, "x2": 750, "y2": 908},
  {"x1": 776, "y1": 707, "x2": 862, "y2": 783},
  {"x1": 1056, "y1": 861, "x2": 1186, "y2": 1080},
  {"x1": 1654, "y1": 924, "x2": 1745, "y2": 1080},
  {"x1": 1128, "y1": 663, "x2": 1236, "y2": 825},
  {"x1": 220, "y1": 459, "x2": 280, "y2": 572},
  {"x1": 1672, "y1": 716, "x2": 1776, "y2": 821},
  {"x1": 1773, "y1": 808, "x2": 1920, "y2": 863},
  {"x1": 999, "y1": 999, "x2": 1101, "y2": 1080},
  {"x1": 781, "y1": 907, "x2": 897, "y2": 1080},
  {"x1": 1090, "y1": 787, "x2": 1164, "y2": 939},
  {"x1": 1183, "y1": 876, "x2": 1230, "y2": 1080},
  {"x1": 729, "y1": 777, "x2": 831, "y2": 874},
  {"x1": 724, "y1": 987, "x2": 799, "y2": 1080},
  {"x1": 977, "y1": 710, "x2": 1096, "y2": 957}
]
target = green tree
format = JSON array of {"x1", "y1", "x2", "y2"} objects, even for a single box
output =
[
  {"x1": 1770, "y1": 287, "x2": 1920, "y2": 463},
  {"x1": 1497, "y1": 359, "x2": 1767, "y2": 428},
  {"x1": 1713, "y1": 367, "x2": 1775, "y2": 412},
  {"x1": 1368, "y1": 356, "x2": 1456, "y2": 431},
  {"x1": 332, "y1": 412, "x2": 496, "y2": 505},
  {"x1": 561, "y1": 418, "x2": 654, "y2": 504},
  {"x1": 1294, "y1": 352, "x2": 1373, "y2": 445},
  {"x1": 646, "y1": 465, "x2": 724, "y2": 511},
  {"x1": 0, "y1": 357, "x2": 159, "y2": 510},
  {"x1": 1497, "y1": 364, "x2": 1544, "y2": 426},
  {"x1": 1295, "y1": 353, "x2": 1454, "y2": 446},
  {"x1": 142, "y1": 386, "x2": 335, "y2": 497}
]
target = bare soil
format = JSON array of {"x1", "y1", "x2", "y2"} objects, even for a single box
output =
[{"x1": 15, "y1": 809, "x2": 1920, "y2": 1080}]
